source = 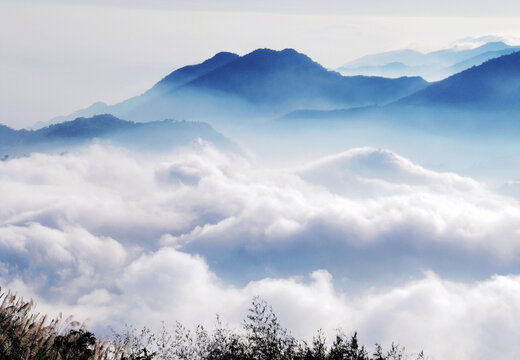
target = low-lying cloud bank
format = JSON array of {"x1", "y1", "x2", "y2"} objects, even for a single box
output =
[
  {"x1": 1, "y1": 143, "x2": 520, "y2": 359},
  {"x1": 4, "y1": 249, "x2": 520, "y2": 360}
]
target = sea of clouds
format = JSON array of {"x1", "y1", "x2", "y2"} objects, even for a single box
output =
[{"x1": 1, "y1": 142, "x2": 520, "y2": 359}]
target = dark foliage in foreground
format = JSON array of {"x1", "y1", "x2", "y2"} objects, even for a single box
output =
[
  {"x1": 0, "y1": 287, "x2": 425, "y2": 360},
  {"x1": 112, "y1": 298, "x2": 426, "y2": 360}
]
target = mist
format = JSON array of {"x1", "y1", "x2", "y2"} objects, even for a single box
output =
[{"x1": 1, "y1": 133, "x2": 520, "y2": 359}]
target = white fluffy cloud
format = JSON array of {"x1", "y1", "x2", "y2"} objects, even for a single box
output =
[
  {"x1": 3, "y1": 143, "x2": 520, "y2": 274},
  {"x1": 5, "y1": 247, "x2": 520, "y2": 360},
  {"x1": 2, "y1": 143, "x2": 520, "y2": 359}
]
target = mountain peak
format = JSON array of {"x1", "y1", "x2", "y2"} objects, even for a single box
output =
[
  {"x1": 153, "y1": 51, "x2": 240, "y2": 92},
  {"x1": 1, "y1": 115, "x2": 236, "y2": 156},
  {"x1": 49, "y1": 47, "x2": 429, "y2": 123},
  {"x1": 475, "y1": 41, "x2": 509, "y2": 51},
  {"x1": 245, "y1": 47, "x2": 312, "y2": 60},
  {"x1": 202, "y1": 51, "x2": 239, "y2": 64},
  {"x1": 41, "y1": 114, "x2": 132, "y2": 138},
  {"x1": 181, "y1": 47, "x2": 427, "y2": 107},
  {"x1": 213, "y1": 47, "x2": 323, "y2": 76}
]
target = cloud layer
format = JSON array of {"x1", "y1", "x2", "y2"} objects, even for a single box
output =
[
  {"x1": 1, "y1": 143, "x2": 520, "y2": 359},
  {"x1": 5, "y1": 250, "x2": 520, "y2": 360}
]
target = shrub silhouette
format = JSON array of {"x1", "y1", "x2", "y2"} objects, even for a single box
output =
[
  {"x1": 53, "y1": 329, "x2": 97, "y2": 360},
  {"x1": 0, "y1": 287, "x2": 122, "y2": 359},
  {"x1": 113, "y1": 298, "x2": 425, "y2": 360},
  {"x1": 0, "y1": 287, "x2": 426, "y2": 360}
]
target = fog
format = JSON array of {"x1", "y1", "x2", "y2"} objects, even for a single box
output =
[{"x1": 1, "y1": 136, "x2": 520, "y2": 358}]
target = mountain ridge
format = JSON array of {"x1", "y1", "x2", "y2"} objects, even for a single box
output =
[
  {"x1": 42, "y1": 48, "x2": 429, "y2": 126},
  {"x1": 151, "y1": 51, "x2": 240, "y2": 93},
  {"x1": 338, "y1": 41, "x2": 516, "y2": 80},
  {"x1": 179, "y1": 48, "x2": 426, "y2": 105},
  {"x1": 397, "y1": 50, "x2": 520, "y2": 108},
  {"x1": 1, "y1": 114, "x2": 235, "y2": 156}
]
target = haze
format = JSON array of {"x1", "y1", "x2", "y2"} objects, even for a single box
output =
[{"x1": 3, "y1": 0, "x2": 520, "y2": 127}]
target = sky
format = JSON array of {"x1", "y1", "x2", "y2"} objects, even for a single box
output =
[{"x1": 3, "y1": 0, "x2": 520, "y2": 128}]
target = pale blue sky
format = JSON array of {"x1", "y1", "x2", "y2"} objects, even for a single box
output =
[{"x1": 2, "y1": 0, "x2": 520, "y2": 127}]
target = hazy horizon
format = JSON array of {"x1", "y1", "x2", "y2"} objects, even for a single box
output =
[{"x1": 3, "y1": 0, "x2": 520, "y2": 127}]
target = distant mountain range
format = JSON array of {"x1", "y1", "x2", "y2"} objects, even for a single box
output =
[
  {"x1": 28, "y1": 44, "x2": 520, "y2": 137},
  {"x1": 43, "y1": 48, "x2": 428, "y2": 126},
  {"x1": 338, "y1": 41, "x2": 520, "y2": 80},
  {"x1": 176, "y1": 49, "x2": 427, "y2": 105},
  {"x1": 397, "y1": 51, "x2": 520, "y2": 108},
  {"x1": 283, "y1": 51, "x2": 520, "y2": 131},
  {"x1": 1, "y1": 114, "x2": 234, "y2": 158}
]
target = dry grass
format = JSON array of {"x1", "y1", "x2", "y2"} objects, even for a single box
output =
[{"x1": 0, "y1": 286, "x2": 127, "y2": 360}]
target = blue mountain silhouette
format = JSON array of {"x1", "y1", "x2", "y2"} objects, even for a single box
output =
[
  {"x1": 398, "y1": 51, "x2": 520, "y2": 108},
  {"x1": 338, "y1": 41, "x2": 517, "y2": 80},
  {"x1": 40, "y1": 53, "x2": 240, "y2": 127},
  {"x1": 46, "y1": 48, "x2": 428, "y2": 125},
  {"x1": 179, "y1": 48, "x2": 428, "y2": 106},
  {"x1": 1, "y1": 114, "x2": 234, "y2": 156},
  {"x1": 281, "y1": 50, "x2": 520, "y2": 134},
  {"x1": 151, "y1": 51, "x2": 240, "y2": 93},
  {"x1": 447, "y1": 47, "x2": 520, "y2": 74}
]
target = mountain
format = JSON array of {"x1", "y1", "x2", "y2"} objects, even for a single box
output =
[
  {"x1": 447, "y1": 47, "x2": 520, "y2": 74},
  {"x1": 0, "y1": 124, "x2": 27, "y2": 150},
  {"x1": 397, "y1": 51, "x2": 520, "y2": 109},
  {"x1": 338, "y1": 41, "x2": 515, "y2": 80},
  {"x1": 39, "y1": 52, "x2": 241, "y2": 129},
  {"x1": 35, "y1": 101, "x2": 111, "y2": 129},
  {"x1": 178, "y1": 48, "x2": 428, "y2": 106},
  {"x1": 151, "y1": 51, "x2": 240, "y2": 93},
  {"x1": 44, "y1": 48, "x2": 428, "y2": 126},
  {"x1": 1, "y1": 114, "x2": 235, "y2": 157},
  {"x1": 39, "y1": 114, "x2": 134, "y2": 139},
  {"x1": 425, "y1": 41, "x2": 511, "y2": 65},
  {"x1": 281, "y1": 51, "x2": 520, "y2": 136},
  {"x1": 337, "y1": 62, "x2": 427, "y2": 79},
  {"x1": 0, "y1": 124, "x2": 17, "y2": 139},
  {"x1": 344, "y1": 49, "x2": 425, "y2": 68}
]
